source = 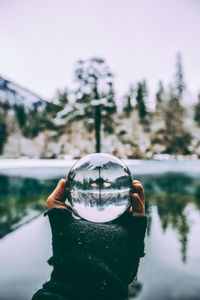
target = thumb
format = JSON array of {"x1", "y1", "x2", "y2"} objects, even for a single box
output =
[
  {"x1": 48, "y1": 179, "x2": 67, "y2": 203},
  {"x1": 130, "y1": 193, "x2": 145, "y2": 216}
]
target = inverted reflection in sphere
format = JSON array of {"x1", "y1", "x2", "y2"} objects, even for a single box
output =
[{"x1": 66, "y1": 153, "x2": 132, "y2": 223}]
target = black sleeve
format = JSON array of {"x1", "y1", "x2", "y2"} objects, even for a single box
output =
[{"x1": 32, "y1": 209, "x2": 147, "y2": 300}]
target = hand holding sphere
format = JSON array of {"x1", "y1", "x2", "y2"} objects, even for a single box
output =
[
  {"x1": 66, "y1": 153, "x2": 135, "y2": 222},
  {"x1": 47, "y1": 154, "x2": 145, "y2": 220}
]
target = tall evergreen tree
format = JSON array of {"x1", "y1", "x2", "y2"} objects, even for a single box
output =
[
  {"x1": 58, "y1": 90, "x2": 68, "y2": 107},
  {"x1": 14, "y1": 104, "x2": 26, "y2": 129},
  {"x1": 23, "y1": 105, "x2": 41, "y2": 138},
  {"x1": 136, "y1": 80, "x2": 148, "y2": 123},
  {"x1": 0, "y1": 102, "x2": 9, "y2": 154},
  {"x1": 155, "y1": 81, "x2": 165, "y2": 114},
  {"x1": 72, "y1": 57, "x2": 116, "y2": 152},
  {"x1": 123, "y1": 85, "x2": 134, "y2": 117},
  {"x1": 0, "y1": 116, "x2": 7, "y2": 154},
  {"x1": 161, "y1": 54, "x2": 191, "y2": 154},
  {"x1": 194, "y1": 94, "x2": 200, "y2": 127},
  {"x1": 174, "y1": 53, "x2": 185, "y2": 100},
  {"x1": 102, "y1": 81, "x2": 116, "y2": 133},
  {"x1": 40, "y1": 101, "x2": 61, "y2": 131},
  {"x1": 163, "y1": 90, "x2": 191, "y2": 154}
]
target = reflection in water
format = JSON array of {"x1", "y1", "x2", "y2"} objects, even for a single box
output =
[
  {"x1": 0, "y1": 175, "x2": 56, "y2": 238},
  {"x1": 66, "y1": 153, "x2": 132, "y2": 222},
  {"x1": 1, "y1": 172, "x2": 200, "y2": 261},
  {"x1": 0, "y1": 170, "x2": 200, "y2": 299},
  {"x1": 139, "y1": 173, "x2": 199, "y2": 263}
]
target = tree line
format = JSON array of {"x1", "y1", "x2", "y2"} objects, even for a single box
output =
[{"x1": 1, "y1": 53, "x2": 200, "y2": 156}]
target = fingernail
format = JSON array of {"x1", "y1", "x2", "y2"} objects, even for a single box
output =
[{"x1": 58, "y1": 179, "x2": 66, "y2": 187}]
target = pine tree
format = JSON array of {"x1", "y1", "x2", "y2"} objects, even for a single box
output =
[
  {"x1": 194, "y1": 94, "x2": 200, "y2": 127},
  {"x1": 103, "y1": 81, "x2": 116, "y2": 133},
  {"x1": 58, "y1": 90, "x2": 68, "y2": 107},
  {"x1": 72, "y1": 57, "x2": 116, "y2": 152},
  {"x1": 23, "y1": 106, "x2": 41, "y2": 138},
  {"x1": 123, "y1": 85, "x2": 134, "y2": 117},
  {"x1": 0, "y1": 116, "x2": 7, "y2": 154},
  {"x1": 0, "y1": 103, "x2": 9, "y2": 154},
  {"x1": 163, "y1": 90, "x2": 191, "y2": 154},
  {"x1": 136, "y1": 80, "x2": 148, "y2": 123},
  {"x1": 174, "y1": 53, "x2": 185, "y2": 100},
  {"x1": 40, "y1": 101, "x2": 60, "y2": 131},
  {"x1": 155, "y1": 81, "x2": 165, "y2": 114},
  {"x1": 158, "y1": 54, "x2": 191, "y2": 155},
  {"x1": 14, "y1": 104, "x2": 26, "y2": 129}
]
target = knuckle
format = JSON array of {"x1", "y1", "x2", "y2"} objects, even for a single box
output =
[
  {"x1": 47, "y1": 196, "x2": 52, "y2": 203},
  {"x1": 133, "y1": 180, "x2": 141, "y2": 184},
  {"x1": 135, "y1": 184, "x2": 143, "y2": 191},
  {"x1": 132, "y1": 193, "x2": 140, "y2": 199}
]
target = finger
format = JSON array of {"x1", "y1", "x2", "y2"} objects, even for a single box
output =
[
  {"x1": 47, "y1": 199, "x2": 68, "y2": 210},
  {"x1": 133, "y1": 180, "x2": 141, "y2": 184},
  {"x1": 53, "y1": 178, "x2": 67, "y2": 202},
  {"x1": 130, "y1": 193, "x2": 145, "y2": 216},
  {"x1": 47, "y1": 179, "x2": 67, "y2": 205},
  {"x1": 133, "y1": 180, "x2": 143, "y2": 194},
  {"x1": 133, "y1": 181, "x2": 145, "y2": 204}
]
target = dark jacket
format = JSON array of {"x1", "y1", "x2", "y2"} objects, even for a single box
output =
[{"x1": 32, "y1": 208, "x2": 147, "y2": 300}]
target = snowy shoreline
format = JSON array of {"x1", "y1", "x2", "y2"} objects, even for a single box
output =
[
  {"x1": 0, "y1": 158, "x2": 143, "y2": 169},
  {"x1": 0, "y1": 158, "x2": 200, "y2": 180},
  {"x1": 0, "y1": 158, "x2": 141, "y2": 177},
  {"x1": 0, "y1": 158, "x2": 77, "y2": 169},
  {"x1": 0, "y1": 156, "x2": 199, "y2": 170}
]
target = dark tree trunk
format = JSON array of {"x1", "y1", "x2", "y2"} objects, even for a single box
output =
[{"x1": 95, "y1": 105, "x2": 101, "y2": 153}]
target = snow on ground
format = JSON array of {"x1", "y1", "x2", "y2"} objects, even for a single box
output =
[
  {"x1": 0, "y1": 159, "x2": 200, "y2": 180},
  {"x1": 0, "y1": 158, "x2": 77, "y2": 169}
]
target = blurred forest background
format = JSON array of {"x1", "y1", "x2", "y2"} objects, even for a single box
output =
[
  {"x1": 1, "y1": 2, "x2": 200, "y2": 299},
  {"x1": 0, "y1": 53, "x2": 200, "y2": 159}
]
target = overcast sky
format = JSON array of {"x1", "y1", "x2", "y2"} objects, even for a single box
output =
[{"x1": 0, "y1": 0, "x2": 200, "y2": 103}]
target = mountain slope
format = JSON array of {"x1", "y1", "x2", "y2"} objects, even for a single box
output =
[{"x1": 0, "y1": 75, "x2": 47, "y2": 111}]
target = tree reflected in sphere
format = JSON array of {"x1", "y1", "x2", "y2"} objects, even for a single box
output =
[{"x1": 66, "y1": 153, "x2": 132, "y2": 223}]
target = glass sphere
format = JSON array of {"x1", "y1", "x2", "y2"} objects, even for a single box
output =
[{"x1": 66, "y1": 153, "x2": 133, "y2": 223}]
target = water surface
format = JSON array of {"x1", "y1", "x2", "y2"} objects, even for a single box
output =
[{"x1": 0, "y1": 160, "x2": 200, "y2": 300}]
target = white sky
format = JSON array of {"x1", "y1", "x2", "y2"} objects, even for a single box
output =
[{"x1": 0, "y1": 0, "x2": 200, "y2": 104}]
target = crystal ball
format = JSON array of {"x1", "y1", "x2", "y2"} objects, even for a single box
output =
[{"x1": 66, "y1": 153, "x2": 133, "y2": 223}]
